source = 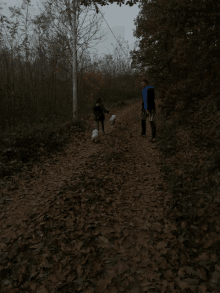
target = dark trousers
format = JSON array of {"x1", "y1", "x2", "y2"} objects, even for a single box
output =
[
  {"x1": 141, "y1": 120, "x2": 146, "y2": 135},
  {"x1": 141, "y1": 120, "x2": 156, "y2": 138},
  {"x1": 96, "y1": 119, "x2": 104, "y2": 132},
  {"x1": 150, "y1": 121, "x2": 156, "y2": 138}
]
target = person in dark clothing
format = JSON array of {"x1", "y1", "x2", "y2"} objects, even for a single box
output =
[
  {"x1": 93, "y1": 98, "x2": 110, "y2": 134},
  {"x1": 141, "y1": 79, "x2": 156, "y2": 142}
]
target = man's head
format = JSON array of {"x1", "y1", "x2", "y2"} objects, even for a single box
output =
[{"x1": 141, "y1": 79, "x2": 148, "y2": 89}]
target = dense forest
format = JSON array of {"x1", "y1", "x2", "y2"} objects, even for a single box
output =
[{"x1": 133, "y1": 1, "x2": 220, "y2": 291}]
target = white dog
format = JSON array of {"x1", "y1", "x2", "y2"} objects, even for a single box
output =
[
  {"x1": 92, "y1": 129, "x2": 99, "y2": 143},
  {"x1": 110, "y1": 115, "x2": 116, "y2": 125}
]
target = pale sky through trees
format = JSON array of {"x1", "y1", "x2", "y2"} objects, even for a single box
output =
[{"x1": 1, "y1": 0, "x2": 140, "y2": 64}]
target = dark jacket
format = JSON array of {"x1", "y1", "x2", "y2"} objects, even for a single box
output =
[{"x1": 93, "y1": 102, "x2": 109, "y2": 121}]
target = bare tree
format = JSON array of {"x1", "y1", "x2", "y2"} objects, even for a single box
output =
[
  {"x1": 85, "y1": 35, "x2": 132, "y2": 77},
  {"x1": 4, "y1": 0, "x2": 39, "y2": 97},
  {"x1": 110, "y1": 35, "x2": 132, "y2": 75},
  {"x1": 29, "y1": 0, "x2": 108, "y2": 78}
]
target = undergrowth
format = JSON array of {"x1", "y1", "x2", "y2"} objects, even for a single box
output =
[{"x1": 0, "y1": 92, "x2": 140, "y2": 180}]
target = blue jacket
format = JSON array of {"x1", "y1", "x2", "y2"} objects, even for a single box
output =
[{"x1": 142, "y1": 86, "x2": 154, "y2": 111}]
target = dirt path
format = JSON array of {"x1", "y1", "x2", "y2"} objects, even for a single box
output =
[{"x1": 0, "y1": 100, "x2": 183, "y2": 293}]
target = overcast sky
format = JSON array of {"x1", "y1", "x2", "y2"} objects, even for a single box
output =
[{"x1": 1, "y1": 0, "x2": 141, "y2": 65}]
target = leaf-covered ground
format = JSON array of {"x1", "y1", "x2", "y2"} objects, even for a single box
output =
[{"x1": 0, "y1": 100, "x2": 219, "y2": 293}]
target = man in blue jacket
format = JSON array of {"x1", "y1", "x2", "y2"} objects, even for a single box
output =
[{"x1": 141, "y1": 79, "x2": 156, "y2": 142}]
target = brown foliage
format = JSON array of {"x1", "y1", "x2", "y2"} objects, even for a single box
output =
[{"x1": 131, "y1": 0, "x2": 220, "y2": 291}]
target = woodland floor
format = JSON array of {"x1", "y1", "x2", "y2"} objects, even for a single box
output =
[{"x1": 0, "y1": 99, "x2": 219, "y2": 293}]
